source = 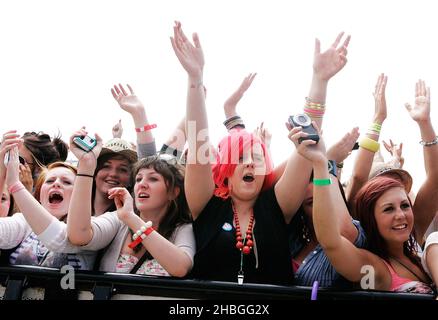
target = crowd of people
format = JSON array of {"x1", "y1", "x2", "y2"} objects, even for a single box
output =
[{"x1": 1, "y1": 21, "x2": 438, "y2": 298}]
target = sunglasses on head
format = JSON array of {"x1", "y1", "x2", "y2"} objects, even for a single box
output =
[
  {"x1": 154, "y1": 153, "x2": 179, "y2": 165},
  {"x1": 18, "y1": 156, "x2": 27, "y2": 165}
]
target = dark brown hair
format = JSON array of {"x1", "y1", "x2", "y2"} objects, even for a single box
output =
[
  {"x1": 132, "y1": 156, "x2": 191, "y2": 242},
  {"x1": 91, "y1": 153, "x2": 133, "y2": 214},
  {"x1": 22, "y1": 132, "x2": 69, "y2": 173}
]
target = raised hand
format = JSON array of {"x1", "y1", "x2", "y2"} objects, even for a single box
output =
[
  {"x1": 107, "y1": 187, "x2": 134, "y2": 222},
  {"x1": 170, "y1": 21, "x2": 204, "y2": 78},
  {"x1": 383, "y1": 139, "x2": 404, "y2": 168},
  {"x1": 69, "y1": 127, "x2": 103, "y2": 170},
  {"x1": 1, "y1": 130, "x2": 23, "y2": 175},
  {"x1": 224, "y1": 73, "x2": 257, "y2": 117},
  {"x1": 5, "y1": 146, "x2": 21, "y2": 187},
  {"x1": 327, "y1": 127, "x2": 360, "y2": 163},
  {"x1": 112, "y1": 119, "x2": 123, "y2": 138},
  {"x1": 313, "y1": 32, "x2": 350, "y2": 81},
  {"x1": 373, "y1": 73, "x2": 388, "y2": 123},
  {"x1": 405, "y1": 80, "x2": 431, "y2": 123},
  {"x1": 254, "y1": 122, "x2": 272, "y2": 149},
  {"x1": 111, "y1": 84, "x2": 145, "y2": 116}
]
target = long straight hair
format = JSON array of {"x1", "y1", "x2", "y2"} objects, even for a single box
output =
[{"x1": 354, "y1": 176, "x2": 421, "y2": 268}]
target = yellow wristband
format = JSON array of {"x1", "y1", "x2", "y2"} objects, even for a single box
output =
[{"x1": 359, "y1": 137, "x2": 380, "y2": 153}]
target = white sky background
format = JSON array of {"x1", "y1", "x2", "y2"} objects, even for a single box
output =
[{"x1": 1, "y1": 0, "x2": 437, "y2": 192}]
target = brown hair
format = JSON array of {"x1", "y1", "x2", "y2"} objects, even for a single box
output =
[
  {"x1": 132, "y1": 156, "x2": 191, "y2": 242},
  {"x1": 33, "y1": 162, "x2": 77, "y2": 202},
  {"x1": 91, "y1": 153, "x2": 133, "y2": 214},
  {"x1": 354, "y1": 176, "x2": 421, "y2": 267},
  {"x1": 22, "y1": 131, "x2": 69, "y2": 174}
]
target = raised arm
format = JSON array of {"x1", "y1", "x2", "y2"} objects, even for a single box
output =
[
  {"x1": 66, "y1": 127, "x2": 103, "y2": 245},
  {"x1": 297, "y1": 125, "x2": 388, "y2": 287},
  {"x1": 108, "y1": 187, "x2": 193, "y2": 277},
  {"x1": 112, "y1": 119, "x2": 123, "y2": 139},
  {"x1": 170, "y1": 21, "x2": 214, "y2": 218},
  {"x1": 308, "y1": 32, "x2": 350, "y2": 128},
  {"x1": 347, "y1": 74, "x2": 387, "y2": 208},
  {"x1": 160, "y1": 116, "x2": 187, "y2": 158},
  {"x1": 325, "y1": 127, "x2": 360, "y2": 241},
  {"x1": 223, "y1": 73, "x2": 256, "y2": 128},
  {"x1": 326, "y1": 127, "x2": 360, "y2": 182},
  {"x1": 405, "y1": 80, "x2": 438, "y2": 242},
  {"x1": 382, "y1": 139, "x2": 404, "y2": 168},
  {"x1": 3, "y1": 146, "x2": 59, "y2": 235},
  {"x1": 274, "y1": 32, "x2": 350, "y2": 222},
  {"x1": 111, "y1": 84, "x2": 157, "y2": 158},
  {"x1": 1, "y1": 131, "x2": 23, "y2": 199}
]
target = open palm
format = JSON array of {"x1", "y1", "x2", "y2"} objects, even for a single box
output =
[
  {"x1": 405, "y1": 80, "x2": 430, "y2": 123},
  {"x1": 170, "y1": 21, "x2": 204, "y2": 78},
  {"x1": 314, "y1": 32, "x2": 350, "y2": 81},
  {"x1": 111, "y1": 84, "x2": 144, "y2": 115}
]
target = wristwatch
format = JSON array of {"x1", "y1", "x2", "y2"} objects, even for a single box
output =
[{"x1": 328, "y1": 160, "x2": 337, "y2": 177}]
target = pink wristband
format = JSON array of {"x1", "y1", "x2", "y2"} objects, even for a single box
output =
[
  {"x1": 135, "y1": 124, "x2": 157, "y2": 133},
  {"x1": 303, "y1": 107, "x2": 325, "y2": 116},
  {"x1": 8, "y1": 182, "x2": 25, "y2": 194}
]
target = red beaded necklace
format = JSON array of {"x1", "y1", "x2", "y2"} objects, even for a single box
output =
[{"x1": 232, "y1": 202, "x2": 254, "y2": 255}]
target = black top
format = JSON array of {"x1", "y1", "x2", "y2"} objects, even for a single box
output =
[{"x1": 191, "y1": 188, "x2": 293, "y2": 285}]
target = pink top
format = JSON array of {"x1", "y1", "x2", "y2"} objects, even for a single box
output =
[
  {"x1": 382, "y1": 260, "x2": 433, "y2": 294},
  {"x1": 292, "y1": 259, "x2": 300, "y2": 273}
]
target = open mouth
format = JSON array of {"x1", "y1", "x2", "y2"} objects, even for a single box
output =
[
  {"x1": 392, "y1": 224, "x2": 408, "y2": 231},
  {"x1": 49, "y1": 192, "x2": 64, "y2": 204},
  {"x1": 138, "y1": 192, "x2": 150, "y2": 199},
  {"x1": 242, "y1": 173, "x2": 255, "y2": 182}
]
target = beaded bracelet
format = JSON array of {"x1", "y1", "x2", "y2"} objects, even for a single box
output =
[
  {"x1": 128, "y1": 221, "x2": 154, "y2": 249},
  {"x1": 419, "y1": 136, "x2": 438, "y2": 147}
]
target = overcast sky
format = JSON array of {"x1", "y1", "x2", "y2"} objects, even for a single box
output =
[{"x1": 1, "y1": 0, "x2": 437, "y2": 192}]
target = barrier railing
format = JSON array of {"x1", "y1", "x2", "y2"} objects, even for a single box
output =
[{"x1": 0, "y1": 265, "x2": 434, "y2": 300}]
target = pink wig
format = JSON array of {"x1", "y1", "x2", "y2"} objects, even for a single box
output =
[{"x1": 212, "y1": 128, "x2": 274, "y2": 199}]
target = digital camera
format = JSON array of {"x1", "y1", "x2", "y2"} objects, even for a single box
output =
[
  {"x1": 288, "y1": 114, "x2": 319, "y2": 144},
  {"x1": 73, "y1": 135, "x2": 97, "y2": 152}
]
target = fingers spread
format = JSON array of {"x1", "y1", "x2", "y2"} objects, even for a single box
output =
[{"x1": 193, "y1": 32, "x2": 201, "y2": 48}]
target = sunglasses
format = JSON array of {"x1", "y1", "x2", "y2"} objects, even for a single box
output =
[
  {"x1": 18, "y1": 156, "x2": 33, "y2": 166},
  {"x1": 153, "y1": 153, "x2": 179, "y2": 165}
]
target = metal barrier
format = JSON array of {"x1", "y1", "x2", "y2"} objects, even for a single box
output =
[{"x1": 0, "y1": 265, "x2": 434, "y2": 300}]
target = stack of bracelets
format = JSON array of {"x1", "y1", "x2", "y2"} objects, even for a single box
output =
[
  {"x1": 367, "y1": 122, "x2": 382, "y2": 137},
  {"x1": 304, "y1": 97, "x2": 326, "y2": 118},
  {"x1": 223, "y1": 115, "x2": 245, "y2": 130},
  {"x1": 359, "y1": 122, "x2": 382, "y2": 153}
]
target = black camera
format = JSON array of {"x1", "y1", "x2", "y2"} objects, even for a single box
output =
[{"x1": 288, "y1": 114, "x2": 319, "y2": 144}]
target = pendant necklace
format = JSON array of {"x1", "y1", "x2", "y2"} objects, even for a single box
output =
[{"x1": 232, "y1": 201, "x2": 254, "y2": 285}]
